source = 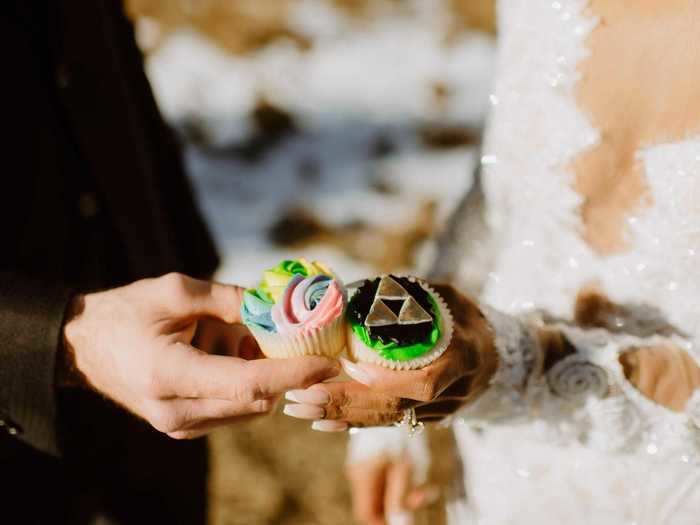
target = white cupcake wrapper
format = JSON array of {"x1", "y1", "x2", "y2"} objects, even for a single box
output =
[
  {"x1": 249, "y1": 313, "x2": 347, "y2": 359},
  {"x1": 347, "y1": 280, "x2": 454, "y2": 370}
]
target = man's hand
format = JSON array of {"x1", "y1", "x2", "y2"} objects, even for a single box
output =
[
  {"x1": 61, "y1": 273, "x2": 340, "y2": 439},
  {"x1": 282, "y1": 284, "x2": 497, "y2": 430},
  {"x1": 193, "y1": 318, "x2": 262, "y2": 360}
]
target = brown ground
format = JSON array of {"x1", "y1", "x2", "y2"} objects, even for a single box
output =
[
  {"x1": 123, "y1": 2, "x2": 493, "y2": 523},
  {"x1": 208, "y1": 411, "x2": 458, "y2": 525}
]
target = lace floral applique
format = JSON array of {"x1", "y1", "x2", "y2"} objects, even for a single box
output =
[
  {"x1": 546, "y1": 354, "x2": 608, "y2": 400},
  {"x1": 686, "y1": 389, "x2": 700, "y2": 430}
]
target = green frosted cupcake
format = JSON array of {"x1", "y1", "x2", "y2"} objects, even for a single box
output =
[{"x1": 346, "y1": 275, "x2": 453, "y2": 370}]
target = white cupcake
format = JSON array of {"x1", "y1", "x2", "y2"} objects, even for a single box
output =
[{"x1": 241, "y1": 259, "x2": 347, "y2": 359}]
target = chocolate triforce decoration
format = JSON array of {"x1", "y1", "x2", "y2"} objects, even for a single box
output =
[
  {"x1": 398, "y1": 296, "x2": 432, "y2": 325},
  {"x1": 348, "y1": 275, "x2": 436, "y2": 345},
  {"x1": 366, "y1": 299, "x2": 399, "y2": 327},
  {"x1": 376, "y1": 276, "x2": 410, "y2": 300}
]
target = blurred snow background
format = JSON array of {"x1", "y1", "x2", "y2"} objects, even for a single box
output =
[
  {"x1": 126, "y1": 1, "x2": 496, "y2": 522},
  {"x1": 130, "y1": 0, "x2": 495, "y2": 287}
]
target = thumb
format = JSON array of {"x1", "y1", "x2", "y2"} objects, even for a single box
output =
[{"x1": 162, "y1": 274, "x2": 245, "y2": 324}]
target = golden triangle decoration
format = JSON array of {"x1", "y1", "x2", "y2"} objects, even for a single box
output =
[
  {"x1": 365, "y1": 299, "x2": 399, "y2": 327},
  {"x1": 376, "y1": 276, "x2": 409, "y2": 299},
  {"x1": 398, "y1": 296, "x2": 433, "y2": 325}
]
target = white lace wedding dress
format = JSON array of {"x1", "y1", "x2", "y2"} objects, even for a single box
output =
[{"x1": 350, "y1": 1, "x2": 700, "y2": 523}]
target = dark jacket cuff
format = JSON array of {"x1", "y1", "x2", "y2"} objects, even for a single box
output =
[{"x1": 0, "y1": 273, "x2": 73, "y2": 456}]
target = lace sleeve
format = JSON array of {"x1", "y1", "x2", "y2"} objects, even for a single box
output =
[{"x1": 460, "y1": 304, "x2": 700, "y2": 454}]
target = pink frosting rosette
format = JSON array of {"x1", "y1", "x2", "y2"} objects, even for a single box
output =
[
  {"x1": 271, "y1": 274, "x2": 345, "y2": 335},
  {"x1": 246, "y1": 267, "x2": 348, "y2": 359}
]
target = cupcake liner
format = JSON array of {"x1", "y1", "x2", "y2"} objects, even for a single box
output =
[
  {"x1": 347, "y1": 280, "x2": 454, "y2": 370},
  {"x1": 249, "y1": 313, "x2": 347, "y2": 359}
]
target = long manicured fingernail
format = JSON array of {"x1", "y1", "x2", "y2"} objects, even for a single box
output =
[
  {"x1": 311, "y1": 420, "x2": 348, "y2": 432},
  {"x1": 387, "y1": 511, "x2": 414, "y2": 525},
  {"x1": 340, "y1": 357, "x2": 373, "y2": 385},
  {"x1": 283, "y1": 404, "x2": 325, "y2": 420}
]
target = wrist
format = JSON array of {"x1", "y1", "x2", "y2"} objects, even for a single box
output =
[
  {"x1": 462, "y1": 303, "x2": 499, "y2": 402},
  {"x1": 478, "y1": 305, "x2": 538, "y2": 391}
]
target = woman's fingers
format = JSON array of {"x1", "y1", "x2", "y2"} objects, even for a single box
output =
[
  {"x1": 284, "y1": 381, "x2": 409, "y2": 426},
  {"x1": 347, "y1": 458, "x2": 390, "y2": 525},
  {"x1": 284, "y1": 381, "x2": 387, "y2": 417},
  {"x1": 285, "y1": 402, "x2": 401, "y2": 427},
  {"x1": 404, "y1": 485, "x2": 440, "y2": 511},
  {"x1": 346, "y1": 456, "x2": 439, "y2": 525},
  {"x1": 339, "y1": 348, "x2": 468, "y2": 402},
  {"x1": 283, "y1": 379, "x2": 469, "y2": 427},
  {"x1": 385, "y1": 456, "x2": 413, "y2": 517},
  {"x1": 385, "y1": 458, "x2": 440, "y2": 524}
]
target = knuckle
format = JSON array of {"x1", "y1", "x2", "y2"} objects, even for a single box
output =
[
  {"x1": 162, "y1": 272, "x2": 190, "y2": 301},
  {"x1": 140, "y1": 365, "x2": 167, "y2": 399},
  {"x1": 324, "y1": 403, "x2": 343, "y2": 420},
  {"x1": 336, "y1": 388, "x2": 352, "y2": 409},
  {"x1": 254, "y1": 399, "x2": 273, "y2": 414},
  {"x1": 417, "y1": 387, "x2": 435, "y2": 403},
  {"x1": 147, "y1": 405, "x2": 180, "y2": 434},
  {"x1": 236, "y1": 377, "x2": 262, "y2": 404},
  {"x1": 418, "y1": 374, "x2": 438, "y2": 401},
  {"x1": 324, "y1": 390, "x2": 350, "y2": 419},
  {"x1": 386, "y1": 396, "x2": 402, "y2": 411}
]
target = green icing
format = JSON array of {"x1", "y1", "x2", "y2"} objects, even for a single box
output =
[
  {"x1": 278, "y1": 259, "x2": 310, "y2": 276},
  {"x1": 247, "y1": 287, "x2": 273, "y2": 305},
  {"x1": 350, "y1": 295, "x2": 442, "y2": 362},
  {"x1": 257, "y1": 259, "x2": 331, "y2": 302},
  {"x1": 258, "y1": 261, "x2": 306, "y2": 299}
]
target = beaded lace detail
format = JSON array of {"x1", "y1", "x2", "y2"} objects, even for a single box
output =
[{"x1": 460, "y1": 319, "x2": 700, "y2": 461}]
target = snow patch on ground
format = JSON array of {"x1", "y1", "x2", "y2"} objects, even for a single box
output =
[{"x1": 143, "y1": 0, "x2": 494, "y2": 285}]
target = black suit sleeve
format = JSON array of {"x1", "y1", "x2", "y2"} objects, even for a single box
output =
[{"x1": 0, "y1": 273, "x2": 73, "y2": 456}]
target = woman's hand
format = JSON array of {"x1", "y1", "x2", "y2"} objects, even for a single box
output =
[
  {"x1": 347, "y1": 455, "x2": 438, "y2": 525},
  {"x1": 282, "y1": 284, "x2": 497, "y2": 430}
]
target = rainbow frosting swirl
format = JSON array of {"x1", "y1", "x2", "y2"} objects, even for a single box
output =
[{"x1": 241, "y1": 259, "x2": 345, "y2": 334}]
